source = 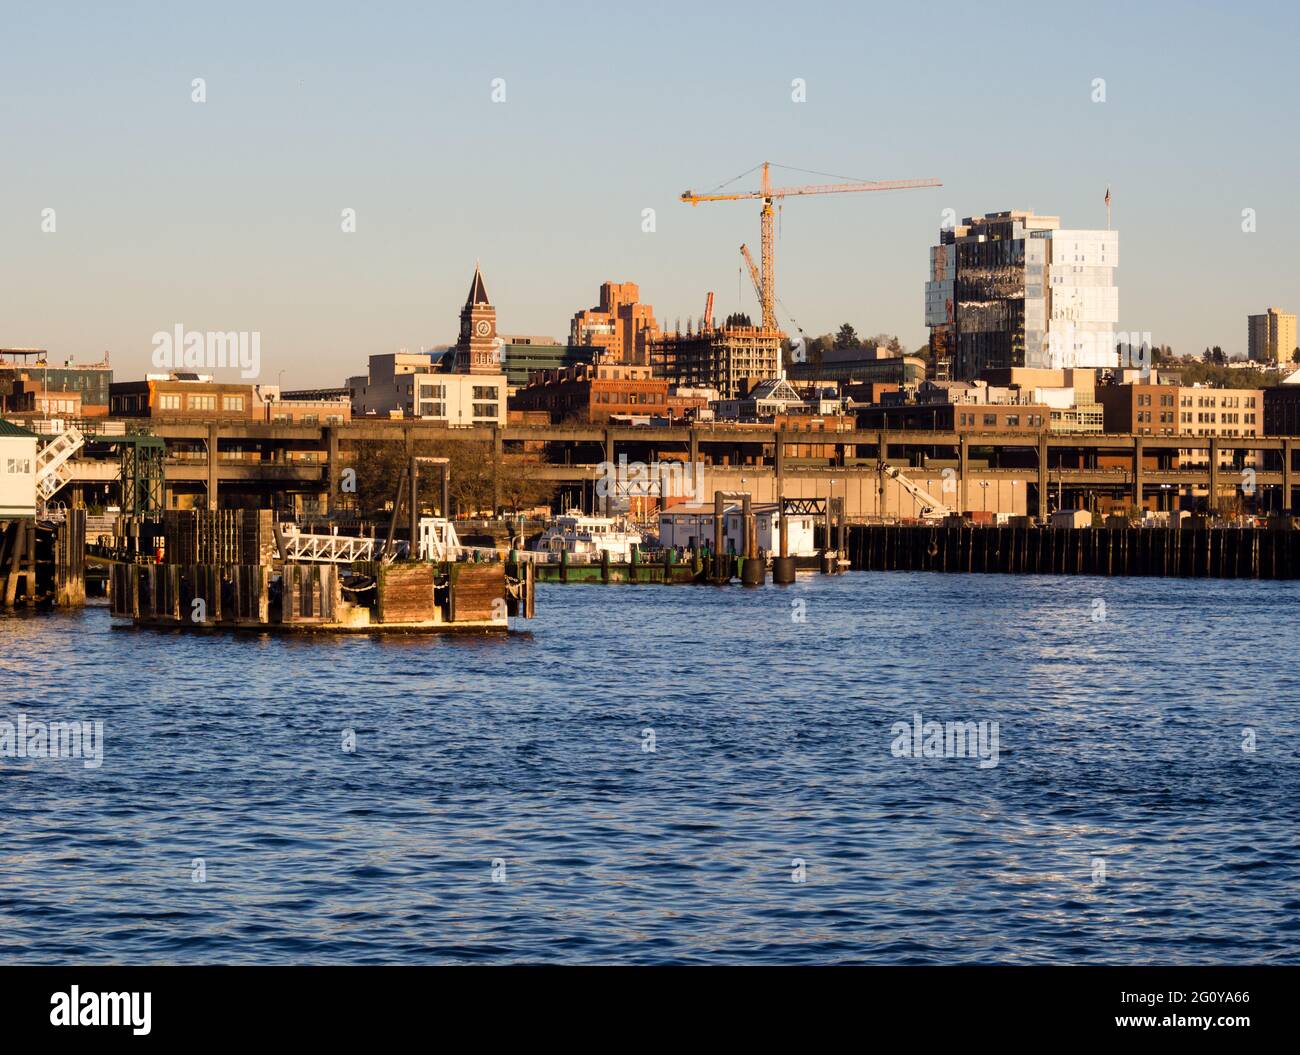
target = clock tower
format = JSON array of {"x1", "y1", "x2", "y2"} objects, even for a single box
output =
[{"x1": 451, "y1": 264, "x2": 501, "y2": 374}]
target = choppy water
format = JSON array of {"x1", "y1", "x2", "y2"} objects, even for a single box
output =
[{"x1": 2, "y1": 572, "x2": 1298, "y2": 964}]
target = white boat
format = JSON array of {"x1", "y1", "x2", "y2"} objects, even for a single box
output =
[{"x1": 532, "y1": 510, "x2": 644, "y2": 562}]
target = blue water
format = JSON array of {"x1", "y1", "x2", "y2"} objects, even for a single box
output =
[{"x1": 2, "y1": 572, "x2": 1298, "y2": 964}]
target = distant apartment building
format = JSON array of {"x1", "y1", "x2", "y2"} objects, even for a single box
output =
[
  {"x1": 5, "y1": 379, "x2": 83, "y2": 419},
  {"x1": 1097, "y1": 381, "x2": 1262, "y2": 468},
  {"x1": 347, "y1": 352, "x2": 505, "y2": 426},
  {"x1": 498, "y1": 337, "x2": 594, "y2": 390},
  {"x1": 856, "y1": 380, "x2": 1049, "y2": 433},
  {"x1": 977, "y1": 367, "x2": 1104, "y2": 433},
  {"x1": 651, "y1": 318, "x2": 782, "y2": 399},
  {"x1": 509, "y1": 362, "x2": 668, "y2": 423},
  {"x1": 1097, "y1": 383, "x2": 1261, "y2": 440},
  {"x1": 269, "y1": 389, "x2": 352, "y2": 424},
  {"x1": 1248, "y1": 307, "x2": 1297, "y2": 366},
  {"x1": 0, "y1": 349, "x2": 112, "y2": 417},
  {"x1": 1095, "y1": 382, "x2": 1181, "y2": 436},
  {"x1": 570, "y1": 282, "x2": 661, "y2": 365},
  {"x1": 926, "y1": 211, "x2": 1119, "y2": 380},
  {"x1": 110, "y1": 374, "x2": 349, "y2": 424},
  {"x1": 786, "y1": 345, "x2": 926, "y2": 387},
  {"x1": 111, "y1": 374, "x2": 259, "y2": 421}
]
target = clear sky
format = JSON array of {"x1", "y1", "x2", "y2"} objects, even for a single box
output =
[{"x1": 2, "y1": 0, "x2": 1297, "y2": 386}]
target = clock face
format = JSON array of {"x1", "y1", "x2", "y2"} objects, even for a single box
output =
[{"x1": 474, "y1": 320, "x2": 492, "y2": 338}]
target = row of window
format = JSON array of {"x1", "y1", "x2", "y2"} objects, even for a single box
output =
[
  {"x1": 956, "y1": 412, "x2": 1045, "y2": 427},
  {"x1": 1183, "y1": 395, "x2": 1257, "y2": 408},
  {"x1": 592, "y1": 391, "x2": 667, "y2": 404},
  {"x1": 4, "y1": 458, "x2": 33, "y2": 474},
  {"x1": 157, "y1": 394, "x2": 245, "y2": 412}
]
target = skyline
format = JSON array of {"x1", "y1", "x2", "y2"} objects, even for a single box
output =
[{"x1": 3, "y1": 1, "x2": 1298, "y2": 386}]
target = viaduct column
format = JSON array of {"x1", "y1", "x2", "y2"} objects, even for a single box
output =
[
  {"x1": 1208, "y1": 438, "x2": 1220, "y2": 515},
  {"x1": 492, "y1": 426, "x2": 503, "y2": 516},
  {"x1": 1037, "y1": 434, "x2": 1049, "y2": 520},
  {"x1": 603, "y1": 428, "x2": 615, "y2": 516},
  {"x1": 206, "y1": 421, "x2": 220, "y2": 511},
  {"x1": 1284, "y1": 438, "x2": 1295, "y2": 514},
  {"x1": 1133, "y1": 436, "x2": 1144, "y2": 512},
  {"x1": 958, "y1": 434, "x2": 969, "y2": 514},
  {"x1": 325, "y1": 425, "x2": 339, "y2": 514}
]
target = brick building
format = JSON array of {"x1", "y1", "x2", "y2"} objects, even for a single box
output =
[
  {"x1": 570, "y1": 282, "x2": 661, "y2": 365},
  {"x1": 110, "y1": 375, "x2": 259, "y2": 421},
  {"x1": 509, "y1": 362, "x2": 668, "y2": 423}
]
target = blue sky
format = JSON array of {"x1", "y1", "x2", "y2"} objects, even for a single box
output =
[{"x1": 2, "y1": 0, "x2": 1297, "y2": 385}]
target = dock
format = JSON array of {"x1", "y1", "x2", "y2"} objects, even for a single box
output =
[
  {"x1": 846, "y1": 523, "x2": 1300, "y2": 579},
  {"x1": 105, "y1": 510, "x2": 535, "y2": 634}
]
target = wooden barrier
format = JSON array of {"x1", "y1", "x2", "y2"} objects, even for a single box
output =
[{"x1": 846, "y1": 525, "x2": 1300, "y2": 580}]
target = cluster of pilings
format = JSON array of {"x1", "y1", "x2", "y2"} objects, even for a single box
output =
[
  {"x1": 0, "y1": 511, "x2": 86, "y2": 608},
  {"x1": 846, "y1": 523, "x2": 1300, "y2": 579}
]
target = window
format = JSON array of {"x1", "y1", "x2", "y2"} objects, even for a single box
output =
[
  {"x1": 159, "y1": 394, "x2": 182, "y2": 410},
  {"x1": 472, "y1": 403, "x2": 498, "y2": 418},
  {"x1": 1005, "y1": 414, "x2": 1020, "y2": 427},
  {"x1": 222, "y1": 395, "x2": 244, "y2": 411},
  {"x1": 983, "y1": 413, "x2": 997, "y2": 426},
  {"x1": 472, "y1": 386, "x2": 498, "y2": 400},
  {"x1": 188, "y1": 395, "x2": 216, "y2": 411},
  {"x1": 6, "y1": 458, "x2": 33, "y2": 474}
]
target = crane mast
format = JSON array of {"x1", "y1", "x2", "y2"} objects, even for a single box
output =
[{"x1": 681, "y1": 161, "x2": 942, "y2": 332}]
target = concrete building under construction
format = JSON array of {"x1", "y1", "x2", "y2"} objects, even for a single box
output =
[{"x1": 651, "y1": 316, "x2": 783, "y2": 399}]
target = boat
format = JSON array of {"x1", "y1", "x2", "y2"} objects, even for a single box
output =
[{"x1": 532, "y1": 510, "x2": 644, "y2": 563}]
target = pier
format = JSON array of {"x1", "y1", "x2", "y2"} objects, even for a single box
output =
[{"x1": 846, "y1": 523, "x2": 1300, "y2": 579}]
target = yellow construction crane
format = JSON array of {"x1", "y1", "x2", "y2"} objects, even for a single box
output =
[
  {"x1": 681, "y1": 161, "x2": 942, "y2": 331},
  {"x1": 739, "y1": 244, "x2": 763, "y2": 313}
]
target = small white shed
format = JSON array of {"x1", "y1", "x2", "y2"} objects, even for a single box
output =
[
  {"x1": 657, "y1": 501, "x2": 818, "y2": 557},
  {"x1": 0, "y1": 421, "x2": 38, "y2": 518}
]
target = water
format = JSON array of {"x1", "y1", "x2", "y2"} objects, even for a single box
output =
[{"x1": 2, "y1": 572, "x2": 1298, "y2": 965}]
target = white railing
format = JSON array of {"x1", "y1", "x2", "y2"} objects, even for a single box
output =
[
  {"x1": 35, "y1": 426, "x2": 85, "y2": 500},
  {"x1": 281, "y1": 530, "x2": 407, "y2": 564}
]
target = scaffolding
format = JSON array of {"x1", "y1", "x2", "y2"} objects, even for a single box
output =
[{"x1": 117, "y1": 434, "x2": 166, "y2": 516}]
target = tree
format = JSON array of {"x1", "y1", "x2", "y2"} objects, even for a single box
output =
[
  {"x1": 497, "y1": 456, "x2": 556, "y2": 515},
  {"x1": 833, "y1": 323, "x2": 860, "y2": 351},
  {"x1": 1292, "y1": 347, "x2": 1299, "y2": 365},
  {"x1": 345, "y1": 438, "x2": 496, "y2": 519}
]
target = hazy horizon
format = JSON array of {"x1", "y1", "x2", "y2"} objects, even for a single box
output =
[{"x1": 3, "y1": 0, "x2": 1297, "y2": 386}]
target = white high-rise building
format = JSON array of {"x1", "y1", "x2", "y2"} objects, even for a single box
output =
[
  {"x1": 926, "y1": 211, "x2": 1119, "y2": 379},
  {"x1": 1038, "y1": 228, "x2": 1120, "y2": 369}
]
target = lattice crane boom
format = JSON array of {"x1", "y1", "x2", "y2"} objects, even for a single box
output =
[{"x1": 681, "y1": 161, "x2": 941, "y2": 331}]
